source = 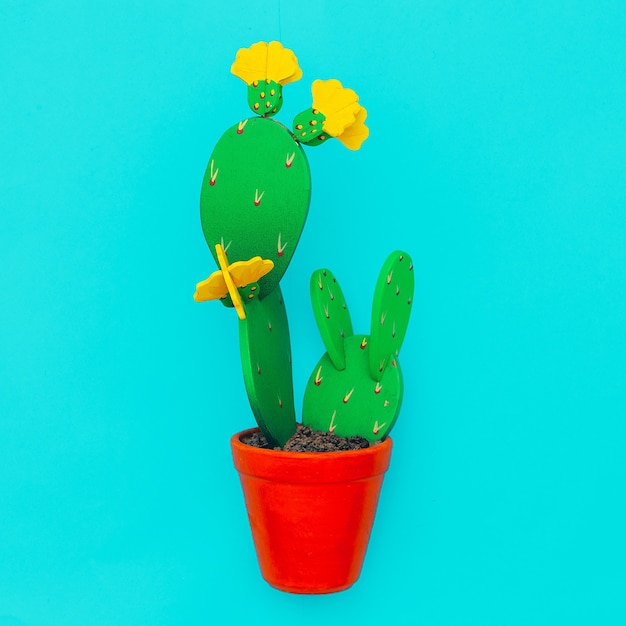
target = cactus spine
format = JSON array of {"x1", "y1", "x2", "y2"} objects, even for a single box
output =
[{"x1": 302, "y1": 251, "x2": 414, "y2": 442}]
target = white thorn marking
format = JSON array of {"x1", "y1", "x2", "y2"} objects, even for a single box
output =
[
  {"x1": 277, "y1": 232, "x2": 288, "y2": 255},
  {"x1": 373, "y1": 420, "x2": 387, "y2": 435},
  {"x1": 329, "y1": 410, "x2": 337, "y2": 433}
]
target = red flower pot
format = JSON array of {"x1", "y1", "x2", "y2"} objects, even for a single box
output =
[{"x1": 230, "y1": 428, "x2": 393, "y2": 594}]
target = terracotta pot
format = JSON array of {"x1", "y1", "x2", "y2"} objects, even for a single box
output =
[{"x1": 230, "y1": 427, "x2": 393, "y2": 594}]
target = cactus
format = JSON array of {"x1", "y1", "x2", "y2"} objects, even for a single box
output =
[
  {"x1": 302, "y1": 251, "x2": 414, "y2": 442},
  {"x1": 239, "y1": 286, "x2": 296, "y2": 448},
  {"x1": 195, "y1": 42, "x2": 370, "y2": 448}
]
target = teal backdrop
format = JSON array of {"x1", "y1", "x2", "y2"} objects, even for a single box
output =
[{"x1": 1, "y1": 1, "x2": 625, "y2": 624}]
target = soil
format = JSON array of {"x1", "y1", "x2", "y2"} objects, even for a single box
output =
[{"x1": 242, "y1": 424, "x2": 372, "y2": 452}]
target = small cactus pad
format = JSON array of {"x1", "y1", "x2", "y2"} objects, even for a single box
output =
[
  {"x1": 309, "y1": 268, "x2": 353, "y2": 370},
  {"x1": 247, "y1": 79, "x2": 283, "y2": 117},
  {"x1": 368, "y1": 251, "x2": 414, "y2": 382},
  {"x1": 302, "y1": 335, "x2": 403, "y2": 442},
  {"x1": 239, "y1": 285, "x2": 297, "y2": 448},
  {"x1": 292, "y1": 108, "x2": 328, "y2": 147},
  {"x1": 200, "y1": 117, "x2": 311, "y2": 301}
]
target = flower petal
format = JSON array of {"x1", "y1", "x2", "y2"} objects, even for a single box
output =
[
  {"x1": 336, "y1": 106, "x2": 369, "y2": 150},
  {"x1": 266, "y1": 41, "x2": 302, "y2": 85},
  {"x1": 231, "y1": 41, "x2": 302, "y2": 86},
  {"x1": 312, "y1": 79, "x2": 361, "y2": 137}
]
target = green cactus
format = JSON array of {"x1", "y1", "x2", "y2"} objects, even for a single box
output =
[
  {"x1": 302, "y1": 251, "x2": 414, "y2": 442},
  {"x1": 239, "y1": 286, "x2": 296, "y2": 448}
]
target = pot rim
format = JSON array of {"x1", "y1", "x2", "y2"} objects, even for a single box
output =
[{"x1": 231, "y1": 427, "x2": 393, "y2": 484}]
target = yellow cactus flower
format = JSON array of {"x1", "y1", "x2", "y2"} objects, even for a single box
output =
[
  {"x1": 311, "y1": 79, "x2": 369, "y2": 150},
  {"x1": 231, "y1": 41, "x2": 302, "y2": 86}
]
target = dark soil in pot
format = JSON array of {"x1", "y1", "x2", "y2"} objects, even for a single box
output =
[{"x1": 241, "y1": 423, "x2": 373, "y2": 452}]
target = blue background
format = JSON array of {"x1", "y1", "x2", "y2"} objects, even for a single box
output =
[{"x1": 2, "y1": 1, "x2": 625, "y2": 624}]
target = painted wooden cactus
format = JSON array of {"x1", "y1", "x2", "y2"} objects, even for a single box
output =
[
  {"x1": 238, "y1": 286, "x2": 296, "y2": 448},
  {"x1": 302, "y1": 251, "x2": 415, "y2": 442},
  {"x1": 195, "y1": 42, "x2": 370, "y2": 448}
]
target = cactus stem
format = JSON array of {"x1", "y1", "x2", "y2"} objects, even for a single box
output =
[
  {"x1": 314, "y1": 366, "x2": 323, "y2": 385},
  {"x1": 329, "y1": 410, "x2": 337, "y2": 433},
  {"x1": 343, "y1": 388, "x2": 355, "y2": 404}
]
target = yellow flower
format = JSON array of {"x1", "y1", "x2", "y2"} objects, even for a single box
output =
[
  {"x1": 311, "y1": 79, "x2": 369, "y2": 150},
  {"x1": 231, "y1": 41, "x2": 302, "y2": 86}
]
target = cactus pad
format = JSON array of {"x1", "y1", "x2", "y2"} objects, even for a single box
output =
[
  {"x1": 368, "y1": 251, "x2": 414, "y2": 381},
  {"x1": 200, "y1": 116, "x2": 311, "y2": 301},
  {"x1": 239, "y1": 286, "x2": 297, "y2": 448},
  {"x1": 292, "y1": 108, "x2": 328, "y2": 147},
  {"x1": 247, "y1": 79, "x2": 283, "y2": 117},
  {"x1": 302, "y1": 335, "x2": 403, "y2": 442},
  {"x1": 309, "y1": 268, "x2": 353, "y2": 370}
]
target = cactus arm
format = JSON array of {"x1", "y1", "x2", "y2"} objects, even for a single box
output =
[
  {"x1": 368, "y1": 250, "x2": 414, "y2": 382},
  {"x1": 238, "y1": 285, "x2": 297, "y2": 448},
  {"x1": 309, "y1": 269, "x2": 354, "y2": 370}
]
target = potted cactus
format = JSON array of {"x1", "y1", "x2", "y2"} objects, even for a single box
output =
[{"x1": 195, "y1": 42, "x2": 414, "y2": 594}]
